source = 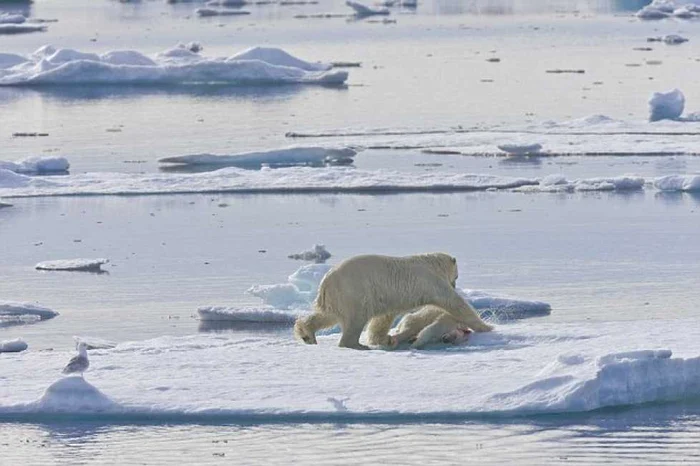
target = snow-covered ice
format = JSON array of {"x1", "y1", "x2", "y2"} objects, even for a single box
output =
[
  {"x1": 35, "y1": 258, "x2": 109, "y2": 272},
  {"x1": 520, "y1": 174, "x2": 646, "y2": 193},
  {"x1": 0, "y1": 13, "x2": 27, "y2": 25},
  {"x1": 663, "y1": 34, "x2": 689, "y2": 45},
  {"x1": 497, "y1": 143, "x2": 543, "y2": 155},
  {"x1": 649, "y1": 89, "x2": 685, "y2": 122},
  {"x1": 2, "y1": 318, "x2": 700, "y2": 418},
  {"x1": 195, "y1": 8, "x2": 251, "y2": 17},
  {"x1": 0, "y1": 45, "x2": 347, "y2": 86},
  {"x1": 288, "y1": 244, "x2": 332, "y2": 263},
  {"x1": 0, "y1": 338, "x2": 28, "y2": 353},
  {"x1": 0, "y1": 156, "x2": 69, "y2": 174},
  {"x1": 198, "y1": 306, "x2": 301, "y2": 323},
  {"x1": 346, "y1": 1, "x2": 390, "y2": 16},
  {"x1": 0, "y1": 167, "x2": 540, "y2": 198},
  {"x1": 158, "y1": 147, "x2": 356, "y2": 167},
  {"x1": 654, "y1": 174, "x2": 700, "y2": 192},
  {"x1": 0, "y1": 301, "x2": 59, "y2": 327}
]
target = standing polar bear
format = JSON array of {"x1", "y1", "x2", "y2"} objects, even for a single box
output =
[{"x1": 294, "y1": 253, "x2": 493, "y2": 350}]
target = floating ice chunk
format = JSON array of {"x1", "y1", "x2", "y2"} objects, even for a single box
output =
[
  {"x1": 0, "y1": 13, "x2": 26, "y2": 24},
  {"x1": 527, "y1": 175, "x2": 645, "y2": 193},
  {"x1": 197, "y1": 306, "x2": 300, "y2": 322},
  {"x1": 649, "y1": 88, "x2": 685, "y2": 122},
  {"x1": 32, "y1": 377, "x2": 116, "y2": 412},
  {"x1": 196, "y1": 8, "x2": 251, "y2": 16},
  {"x1": 288, "y1": 263, "x2": 333, "y2": 294},
  {"x1": 664, "y1": 34, "x2": 689, "y2": 44},
  {"x1": 654, "y1": 175, "x2": 700, "y2": 192},
  {"x1": 206, "y1": 0, "x2": 249, "y2": 5},
  {"x1": 497, "y1": 143, "x2": 543, "y2": 155},
  {"x1": 0, "y1": 301, "x2": 59, "y2": 322},
  {"x1": 35, "y1": 258, "x2": 109, "y2": 272},
  {"x1": 402, "y1": 0, "x2": 417, "y2": 7},
  {"x1": 0, "y1": 338, "x2": 28, "y2": 353},
  {"x1": 0, "y1": 24, "x2": 46, "y2": 35},
  {"x1": 0, "y1": 200, "x2": 11, "y2": 208},
  {"x1": 230, "y1": 46, "x2": 332, "y2": 72},
  {"x1": 673, "y1": 6, "x2": 698, "y2": 18},
  {"x1": 288, "y1": 244, "x2": 332, "y2": 263},
  {"x1": 0, "y1": 167, "x2": 539, "y2": 198},
  {"x1": 0, "y1": 44, "x2": 347, "y2": 86},
  {"x1": 246, "y1": 283, "x2": 311, "y2": 309},
  {"x1": 346, "y1": 0, "x2": 390, "y2": 16},
  {"x1": 636, "y1": 6, "x2": 671, "y2": 19},
  {"x1": 158, "y1": 147, "x2": 356, "y2": 167},
  {"x1": 0, "y1": 156, "x2": 69, "y2": 174},
  {"x1": 100, "y1": 50, "x2": 157, "y2": 67}
]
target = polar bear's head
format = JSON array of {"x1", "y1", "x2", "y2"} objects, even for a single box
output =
[
  {"x1": 294, "y1": 318, "x2": 317, "y2": 345},
  {"x1": 420, "y1": 252, "x2": 458, "y2": 288}
]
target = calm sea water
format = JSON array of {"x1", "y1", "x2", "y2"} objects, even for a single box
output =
[{"x1": 3, "y1": 0, "x2": 700, "y2": 464}]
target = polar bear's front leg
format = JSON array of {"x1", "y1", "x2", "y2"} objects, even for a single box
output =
[
  {"x1": 338, "y1": 318, "x2": 370, "y2": 350},
  {"x1": 366, "y1": 314, "x2": 397, "y2": 347},
  {"x1": 431, "y1": 284, "x2": 494, "y2": 333}
]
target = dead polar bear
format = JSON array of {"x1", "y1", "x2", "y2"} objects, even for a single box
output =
[
  {"x1": 392, "y1": 305, "x2": 473, "y2": 349},
  {"x1": 294, "y1": 253, "x2": 493, "y2": 350}
]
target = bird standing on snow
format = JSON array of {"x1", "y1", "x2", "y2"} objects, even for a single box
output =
[{"x1": 62, "y1": 341, "x2": 89, "y2": 377}]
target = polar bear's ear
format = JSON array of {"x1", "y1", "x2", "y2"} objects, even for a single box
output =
[{"x1": 451, "y1": 257, "x2": 456, "y2": 264}]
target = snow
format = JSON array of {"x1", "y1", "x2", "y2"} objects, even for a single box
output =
[
  {"x1": 0, "y1": 301, "x2": 59, "y2": 326},
  {"x1": 35, "y1": 258, "x2": 109, "y2": 272},
  {"x1": 195, "y1": 8, "x2": 251, "y2": 17},
  {"x1": 3, "y1": 318, "x2": 700, "y2": 418},
  {"x1": 346, "y1": 1, "x2": 390, "y2": 16},
  {"x1": 0, "y1": 338, "x2": 28, "y2": 353},
  {"x1": 497, "y1": 143, "x2": 543, "y2": 155},
  {"x1": 198, "y1": 306, "x2": 300, "y2": 323},
  {"x1": 0, "y1": 156, "x2": 69, "y2": 174},
  {"x1": 649, "y1": 89, "x2": 685, "y2": 122},
  {"x1": 158, "y1": 147, "x2": 356, "y2": 167},
  {"x1": 654, "y1": 175, "x2": 700, "y2": 192},
  {"x1": 0, "y1": 167, "x2": 540, "y2": 198},
  {"x1": 288, "y1": 244, "x2": 332, "y2": 263},
  {"x1": 0, "y1": 45, "x2": 348, "y2": 86}
]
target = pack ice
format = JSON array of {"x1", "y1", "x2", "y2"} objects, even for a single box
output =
[{"x1": 0, "y1": 45, "x2": 348, "y2": 86}]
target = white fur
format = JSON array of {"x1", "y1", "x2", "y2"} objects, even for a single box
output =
[
  {"x1": 392, "y1": 305, "x2": 473, "y2": 349},
  {"x1": 294, "y1": 253, "x2": 493, "y2": 350}
]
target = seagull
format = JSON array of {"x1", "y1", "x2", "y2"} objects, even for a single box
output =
[{"x1": 62, "y1": 341, "x2": 89, "y2": 377}]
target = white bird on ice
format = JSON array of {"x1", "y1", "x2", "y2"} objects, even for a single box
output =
[{"x1": 62, "y1": 341, "x2": 90, "y2": 377}]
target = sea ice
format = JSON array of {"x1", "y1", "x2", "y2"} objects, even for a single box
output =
[
  {"x1": 654, "y1": 174, "x2": 700, "y2": 192},
  {"x1": 0, "y1": 338, "x2": 28, "y2": 353},
  {"x1": 663, "y1": 34, "x2": 689, "y2": 44},
  {"x1": 35, "y1": 258, "x2": 109, "y2": 272},
  {"x1": 287, "y1": 244, "x2": 332, "y2": 263},
  {"x1": 0, "y1": 45, "x2": 348, "y2": 86},
  {"x1": 206, "y1": 0, "x2": 249, "y2": 6},
  {"x1": 648, "y1": 89, "x2": 685, "y2": 122},
  {"x1": 158, "y1": 147, "x2": 356, "y2": 167},
  {"x1": 0, "y1": 156, "x2": 69, "y2": 174},
  {"x1": 198, "y1": 306, "x2": 301, "y2": 323},
  {"x1": 523, "y1": 175, "x2": 645, "y2": 193},
  {"x1": 636, "y1": 6, "x2": 671, "y2": 19},
  {"x1": 3, "y1": 318, "x2": 700, "y2": 418},
  {"x1": 346, "y1": 0, "x2": 390, "y2": 16},
  {"x1": 195, "y1": 8, "x2": 251, "y2": 16},
  {"x1": 497, "y1": 143, "x2": 543, "y2": 155},
  {"x1": 0, "y1": 301, "x2": 59, "y2": 323},
  {"x1": 0, "y1": 13, "x2": 27, "y2": 24},
  {"x1": 0, "y1": 24, "x2": 46, "y2": 35}
]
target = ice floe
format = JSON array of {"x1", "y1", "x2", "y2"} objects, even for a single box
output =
[
  {"x1": 3, "y1": 318, "x2": 700, "y2": 418},
  {"x1": 0, "y1": 338, "x2": 28, "y2": 353},
  {"x1": 521, "y1": 174, "x2": 646, "y2": 193},
  {"x1": 0, "y1": 156, "x2": 69, "y2": 174},
  {"x1": 198, "y1": 306, "x2": 301, "y2": 323},
  {"x1": 158, "y1": 147, "x2": 356, "y2": 168},
  {"x1": 497, "y1": 143, "x2": 543, "y2": 155},
  {"x1": 0, "y1": 13, "x2": 46, "y2": 34},
  {"x1": 195, "y1": 7, "x2": 251, "y2": 16},
  {"x1": 35, "y1": 258, "x2": 109, "y2": 272},
  {"x1": 0, "y1": 44, "x2": 347, "y2": 86},
  {"x1": 663, "y1": 34, "x2": 689, "y2": 45},
  {"x1": 0, "y1": 301, "x2": 59, "y2": 327},
  {"x1": 287, "y1": 244, "x2": 332, "y2": 263},
  {"x1": 649, "y1": 89, "x2": 685, "y2": 122},
  {"x1": 654, "y1": 174, "x2": 700, "y2": 192},
  {"x1": 346, "y1": 0, "x2": 390, "y2": 16},
  {"x1": 0, "y1": 167, "x2": 540, "y2": 198}
]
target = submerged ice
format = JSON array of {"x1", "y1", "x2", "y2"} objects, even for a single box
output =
[{"x1": 0, "y1": 45, "x2": 348, "y2": 86}]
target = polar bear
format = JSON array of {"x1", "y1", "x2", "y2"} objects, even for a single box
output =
[
  {"x1": 293, "y1": 253, "x2": 493, "y2": 350},
  {"x1": 392, "y1": 305, "x2": 473, "y2": 349}
]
